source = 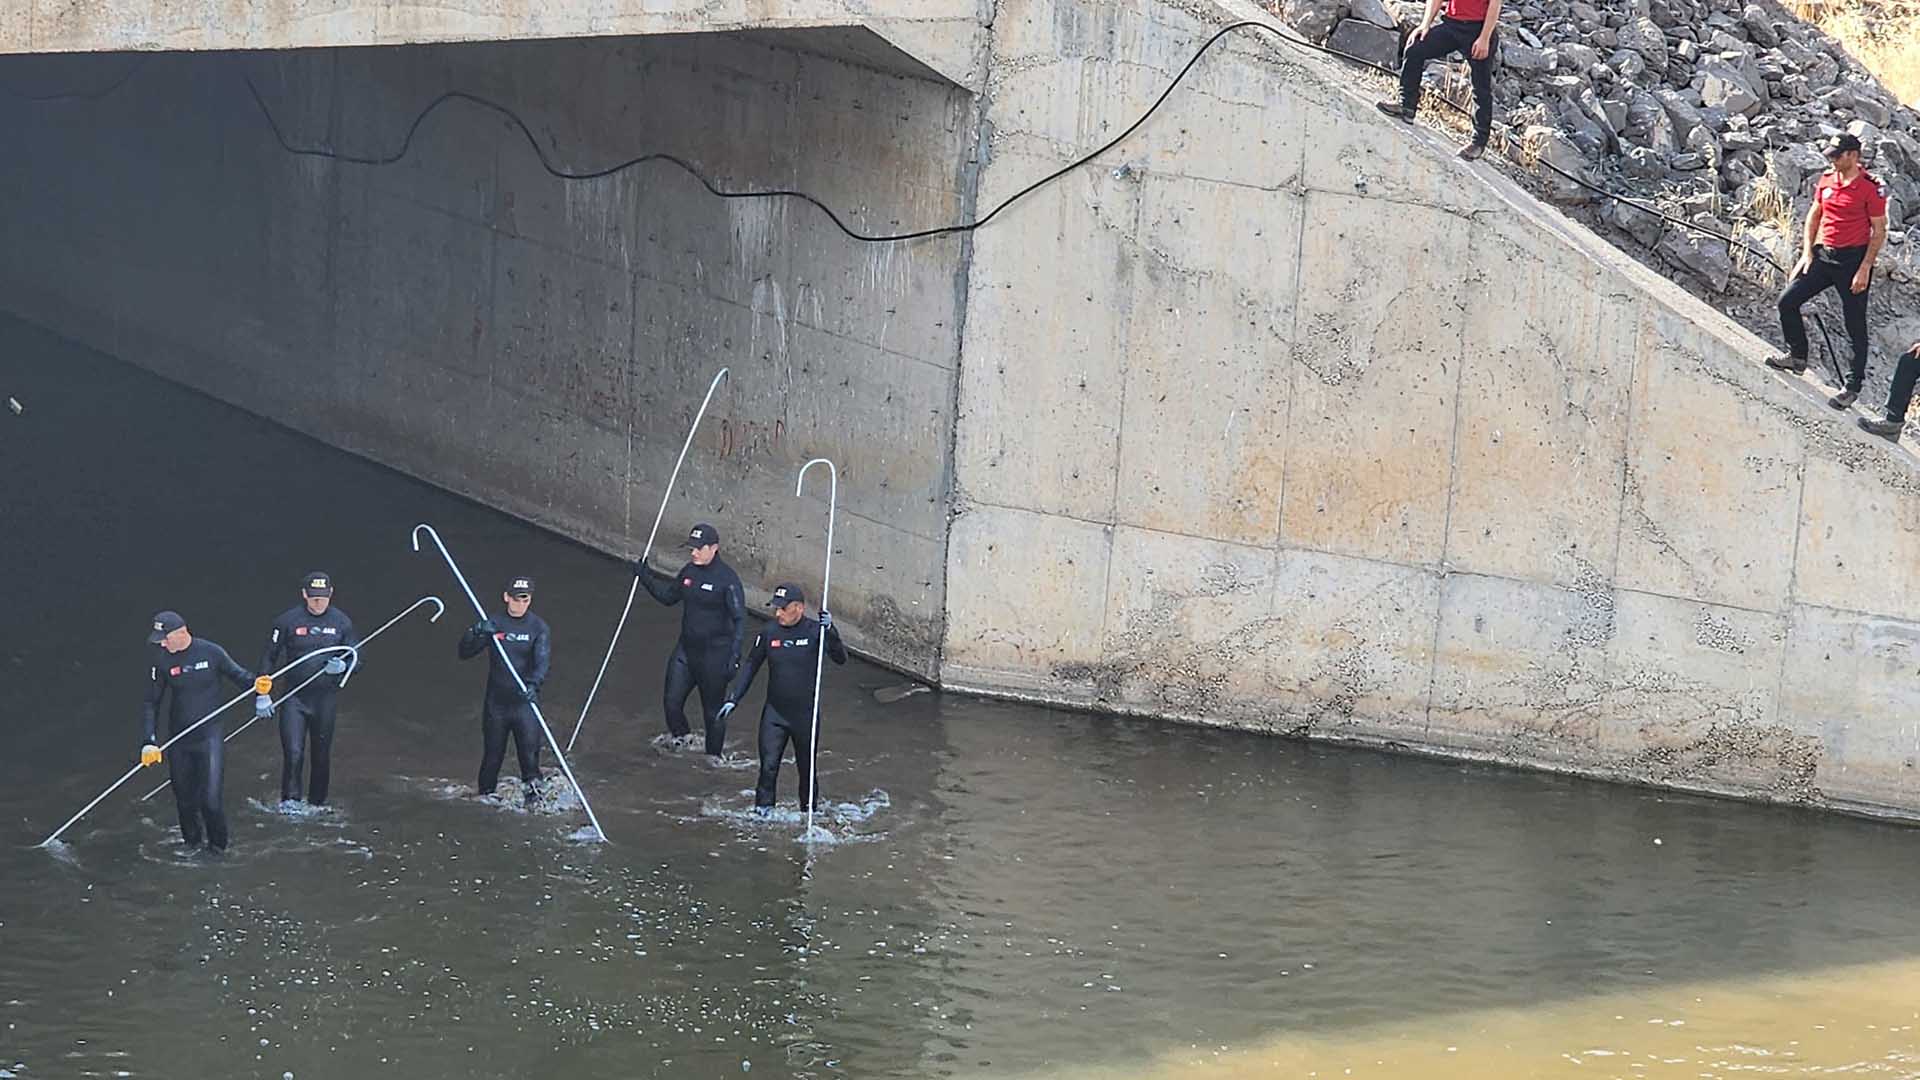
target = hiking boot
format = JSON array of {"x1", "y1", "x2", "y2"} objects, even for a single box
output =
[
  {"x1": 1458, "y1": 141, "x2": 1488, "y2": 161},
  {"x1": 1829, "y1": 389, "x2": 1859, "y2": 410},
  {"x1": 1858, "y1": 415, "x2": 1903, "y2": 438},
  {"x1": 1764, "y1": 354, "x2": 1808, "y2": 373},
  {"x1": 1375, "y1": 101, "x2": 1413, "y2": 122}
]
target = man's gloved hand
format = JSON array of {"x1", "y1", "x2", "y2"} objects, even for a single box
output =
[
  {"x1": 631, "y1": 557, "x2": 648, "y2": 578},
  {"x1": 520, "y1": 685, "x2": 540, "y2": 704},
  {"x1": 323, "y1": 656, "x2": 348, "y2": 676},
  {"x1": 717, "y1": 701, "x2": 736, "y2": 719},
  {"x1": 254, "y1": 694, "x2": 275, "y2": 718},
  {"x1": 139, "y1": 744, "x2": 163, "y2": 767},
  {"x1": 471, "y1": 618, "x2": 498, "y2": 637},
  {"x1": 818, "y1": 609, "x2": 833, "y2": 631}
]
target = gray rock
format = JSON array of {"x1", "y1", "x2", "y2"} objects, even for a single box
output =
[
  {"x1": 1612, "y1": 198, "x2": 1669, "y2": 245},
  {"x1": 1527, "y1": 124, "x2": 1595, "y2": 203},
  {"x1": 1658, "y1": 226, "x2": 1735, "y2": 291},
  {"x1": 1768, "y1": 144, "x2": 1829, "y2": 196},
  {"x1": 1671, "y1": 151, "x2": 1708, "y2": 171},
  {"x1": 1601, "y1": 96, "x2": 1630, "y2": 133},
  {"x1": 1819, "y1": 85, "x2": 1855, "y2": 111},
  {"x1": 1804, "y1": 51, "x2": 1839, "y2": 89},
  {"x1": 1504, "y1": 42, "x2": 1554, "y2": 74},
  {"x1": 1740, "y1": 4, "x2": 1779, "y2": 48},
  {"x1": 1283, "y1": 0, "x2": 1349, "y2": 43},
  {"x1": 1328, "y1": 18, "x2": 1400, "y2": 67},
  {"x1": 1675, "y1": 38, "x2": 1700, "y2": 63},
  {"x1": 1722, "y1": 129, "x2": 1767, "y2": 152},
  {"x1": 1347, "y1": 0, "x2": 1399, "y2": 29},
  {"x1": 1609, "y1": 48, "x2": 1649, "y2": 81},
  {"x1": 1700, "y1": 60, "x2": 1762, "y2": 116},
  {"x1": 1881, "y1": 131, "x2": 1920, "y2": 176},
  {"x1": 1620, "y1": 16, "x2": 1670, "y2": 73},
  {"x1": 1592, "y1": 27, "x2": 1619, "y2": 48},
  {"x1": 1782, "y1": 73, "x2": 1811, "y2": 103},
  {"x1": 1654, "y1": 87, "x2": 1705, "y2": 139},
  {"x1": 1624, "y1": 146, "x2": 1671, "y2": 178},
  {"x1": 1848, "y1": 119, "x2": 1882, "y2": 151},
  {"x1": 1570, "y1": 1, "x2": 1602, "y2": 22},
  {"x1": 1559, "y1": 42, "x2": 1600, "y2": 70},
  {"x1": 1851, "y1": 89, "x2": 1893, "y2": 128}
]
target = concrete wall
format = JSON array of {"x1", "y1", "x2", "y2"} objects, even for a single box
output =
[
  {"x1": 6, "y1": 0, "x2": 1920, "y2": 817},
  {"x1": 942, "y1": 0, "x2": 1920, "y2": 818},
  {"x1": 0, "y1": 32, "x2": 977, "y2": 673}
]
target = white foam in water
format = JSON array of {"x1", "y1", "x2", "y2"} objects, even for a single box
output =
[
  {"x1": 246, "y1": 797, "x2": 344, "y2": 823},
  {"x1": 411, "y1": 773, "x2": 582, "y2": 817},
  {"x1": 37, "y1": 838, "x2": 79, "y2": 866},
  {"x1": 699, "y1": 789, "x2": 891, "y2": 845}
]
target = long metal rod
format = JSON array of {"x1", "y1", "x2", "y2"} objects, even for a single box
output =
[
  {"x1": 38, "y1": 643, "x2": 361, "y2": 848},
  {"x1": 411, "y1": 523, "x2": 610, "y2": 843},
  {"x1": 794, "y1": 458, "x2": 838, "y2": 839},
  {"x1": 139, "y1": 595, "x2": 446, "y2": 802},
  {"x1": 567, "y1": 367, "x2": 729, "y2": 754}
]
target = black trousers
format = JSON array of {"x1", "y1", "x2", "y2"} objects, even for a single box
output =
[
  {"x1": 278, "y1": 690, "x2": 338, "y2": 804},
  {"x1": 1779, "y1": 244, "x2": 1872, "y2": 390},
  {"x1": 169, "y1": 738, "x2": 228, "y2": 850},
  {"x1": 1881, "y1": 345, "x2": 1920, "y2": 421},
  {"x1": 664, "y1": 642, "x2": 732, "y2": 755},
  {"x1": 756, "y1": 702, "x2": 818, "y2": 810},
  {"x1": 1399, "y1": 18, "x2": 1497, "y2": 145},
  {"x1": 479, "y1": 696, "x2": 542, "y2": 802}
]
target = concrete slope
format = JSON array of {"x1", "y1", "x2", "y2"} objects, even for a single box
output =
[
  {"x1": 943, "y1": 0, "x2": 1920, "y2": 817},
  {"x1": 0, "y1": 1, "x2": 989, "y2": 88}
]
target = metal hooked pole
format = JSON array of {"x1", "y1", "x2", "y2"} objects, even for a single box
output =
[
  {"x1": 411, "y1": 523, "x2": 611, "y2": 843},
  {"x1": 139, "y1": 595, "x2": 446, "y2": 802},
  {"x1": 568, "y1": 366, "x2": 729, "y2": 754},
  {"x1": 795, "y1": 458, "x2": 838, "y2": 841},
  {"x1": 38, "y1": 643, "x2": 362, "y2": 849}
]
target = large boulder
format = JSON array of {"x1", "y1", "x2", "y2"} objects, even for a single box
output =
[
  {"x1": 1701, "y1": 60, "x2": 1763, "y2": 116},
  {"x1": 1504, "y1": 42, "x2": 1554, "y2": 75},
  {"x1": 1619, "y1": 15, "x2": 1670, "y2": 75},
  {"x1": 1347, "y1": 0, "x2": 1399, "y2": 29},
  {"x1": 1740, "y1": 4, "x2": 1780, "y2": 48},
  {"x1": 1283, "y1": 0, "x2": 1349, "y2": 43},
  {"x1": 1658, "y1": 220, "x2": 1735, "y2": 291},
  {"x1": 1327, "y1": 18, "x2": 1400, "y2": 68},
  {"x1": 1768, "y1": 143, "x2": 1830, "y2": 197},
  {"x1": 1527, "y1": 124, "x2": 1595, "y2": 203}
]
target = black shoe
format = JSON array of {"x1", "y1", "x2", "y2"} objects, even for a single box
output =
[
  {"x1": 1830, "y1": 389, "x2": 1859, "y2": 409},
  {"x1": 1375, "y1": 101, "x2": 1413, "y2": 122},
  {"x1": 1858, "y1": 415, "x2": 1903, "y2": 438},
  {"x1": 1458, "y1": 142, "x2": 1487, "y2": 161},
  {"x1": 1765, "y1": 354, "x2": 1808, "y2": 373}
]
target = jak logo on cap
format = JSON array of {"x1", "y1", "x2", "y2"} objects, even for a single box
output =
[
  {"x1": 506, "y1": 576, "x2": 535, "y2": 596},
  {"x1": 769, "y1": 582, "x2": 806, "y2": 607},
  {"x1": 302, "y1": 571, "x2": 334, "y2": 596},
  {"x1": 1823, "y1": 132, "x2": 1863, "y2": 159},
  {"x1": 688, "y1": 523, "x2": 719, "y2": 548},
  {"x1": 147, "y1": 610, "x2": 186, "y2": 644}
]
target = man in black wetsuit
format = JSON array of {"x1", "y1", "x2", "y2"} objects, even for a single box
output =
[
  {"x1": 636, "y1": 523, "x2": 748, "y2": 757},
  {"x1": 138, "y1": 611, "x2": 267, "y2": 852},
  {"x1": 457, "y1": 575, "x2": 550, "y2": 805},
  {"x1": 260, "y1": 571, "x2": 359, "y2": 806},
  {"x1": 718, "y1": 584, "x2": 846, "y2": 812}
]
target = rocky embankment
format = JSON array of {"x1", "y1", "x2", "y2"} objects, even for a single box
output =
[{"x1": 1271, "y1": 0, "x2": 1920, "y2": 412}]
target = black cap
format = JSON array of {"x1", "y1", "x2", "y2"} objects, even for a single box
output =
[
  {"x1": 301, "y1": 571, "x2": 334, "y2": 597},
  {"x1": 769, "y1": 583, "x2": 806, "y2": 607},
  {"x1": 688, "y1": 523, "x2": 719, "y2": 548},
  {"x1": 147, "y1": 610, "x2": 186, "y2": 644},
  {"x1": 505, "y1": 575, "x2": 535, "y2": 596},
  {"x1": 1823, "y1": 132, "x2": 1863, "y2": 159}
]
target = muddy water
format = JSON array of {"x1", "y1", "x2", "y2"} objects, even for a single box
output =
[{"x1": 3, "y1": 315, "x2": 1919, "y2": 1079}]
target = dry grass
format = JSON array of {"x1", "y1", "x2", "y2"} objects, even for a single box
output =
[{"x1": 1789, "y1": 0, "x2": 1920, "y2": 107}]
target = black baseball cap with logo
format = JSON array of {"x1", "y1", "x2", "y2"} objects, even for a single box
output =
[
  {"x1": 147, "y1": 610, "x2": 186, "y2": 644},
  {"x1": 1823, "y1": 132, "x2": 1863, "y2": 159},
  {"x1": 688, "y1": 523, "x2": 720, "y2": 548},
  {"x1": 301, "y1": 571, "x2": 334, "y2": 597},
  {"x1": 769, "y1": 583, "x2": 806, "y2": 608},
  {"x1": 505, "y1": 576, "x2": 535, "y2": 596}
]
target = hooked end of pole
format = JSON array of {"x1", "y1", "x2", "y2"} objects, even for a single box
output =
[
  {"x1": 410, "y1": 523, "x2": 432, "y2": 552},
  {"x1": 426, "y1": 595, "x2": 446, "y2": 622},
  {"x1": 337, "y1": 645, "x2": 362, "y2": 687}
]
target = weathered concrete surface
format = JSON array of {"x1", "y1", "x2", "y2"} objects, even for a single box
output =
[
  {"x1": 7, "y1": 0, "x2": 1920, "y2": 818},
  {"x1": 0, "y1": 31, "x2": 976, "y2": 674},
  {"x1": 942, "y1": 0, "x2": 1920, "y2": 820},
  {"x1": 3, "y1": 1, "x2": 990, "y2": 89}
]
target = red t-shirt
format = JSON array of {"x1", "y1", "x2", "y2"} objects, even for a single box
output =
[
  {"x1": 1815, "y1": 169, "x2": 1889, "y2": 249},
  {"x1": 1446, "y1": 0, "x2": 1491, "y2": 19}
]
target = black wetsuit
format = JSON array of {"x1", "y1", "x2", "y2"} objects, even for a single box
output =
[
  {"x1": 642, "y1": 559, "x2": 748, "y2": 755},
  {"x1": 260, "y1": 605, "x2": 358, "y2": 804},
  {"x1": 140, "y1": 639, "x2": 256, "y2": 850},
  {"x1": 724, "y1": 616, "x2": 846, "y2": 809},
  {"x1": 457, "y1": 611, "x2": 550, "y2": 803}
]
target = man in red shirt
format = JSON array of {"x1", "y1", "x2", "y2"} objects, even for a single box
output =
[
  {"x1": 1374, "y1": 0, "x2": 1503, "y2": 160},
  {"x1": 1767, "y1": 133, "x2": 1890, "y2": 409}
]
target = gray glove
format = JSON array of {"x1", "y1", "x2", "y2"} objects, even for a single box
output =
[
  {"x1": 254, "y1": 694, "x2": 274, "y2": 718},
  {"x1": 323, "y1": 656, "x2": 348, "y2": 676}
]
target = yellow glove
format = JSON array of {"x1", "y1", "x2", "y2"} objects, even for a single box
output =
[
  {"x1": 139, "y1": 744, "x2": 163, "y2": 767},
  {"x1": 254, "y1": 676, "x2": 274, "y2": 695}
]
